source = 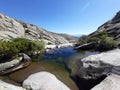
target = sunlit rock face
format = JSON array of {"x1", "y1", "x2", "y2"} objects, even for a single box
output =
[
  {"x1": 91, "y1": 74, "x2": 120, "y2": 90},
  {"x1": 89, "y1": 11, "x2": 120, "y2": 41},
  {"x1": 23, "y1": 72, "x2": 71, "y2": 90},
  {"x1": 78, "y1": 49, "x2": 120, "y2": 79},
  {"x1": 75, "y1": 49, "x2": 120, "y2": 90},
  {"x1": 0, "y1": 80, "x2": 25, "y2": 90},
  {"x1": 0, "y1": 13, "x2": 77, "y2": 44},
  {"x1": 0, "y1": 13, "x2": 25, "y2": 40}
]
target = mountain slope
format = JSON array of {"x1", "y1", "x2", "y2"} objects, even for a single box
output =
[
  {"x1": 89, "y1": 11, "x2": 120, "y2": 41},
  {"x1": 58, "y1": 34, "x2": 78, "y2": 43},
  {"x1": 0, "y1": 13, "x2": 76, "y2": 44}
]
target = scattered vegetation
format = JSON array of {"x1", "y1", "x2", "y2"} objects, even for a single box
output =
[
  {"x1": 78, "y1": 31, "x2": 118, "y2": 51},
  {"x1": 47, "y1": 42, "x2": 52, "y2": 45},
  {"x1": 78, "y1": 35, "x2": 88, "y2": 45},
  {"x1": 98, "y1": 37, "x2": 117, "y2": 50},
  {"x1": 0, "y1": 38, "x2": 45, "y2": 62}
]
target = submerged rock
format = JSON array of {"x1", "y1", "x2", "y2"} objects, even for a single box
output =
[
  {"x1": 0, "y1": 80, "x2": 25, "y2": 90},
  {"x1": 23, "y1": 71, "x2": 71, "y2": 90}
]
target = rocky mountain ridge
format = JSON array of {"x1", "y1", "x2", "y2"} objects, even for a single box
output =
[
  {"x1": 0, "y1": 13, "x2": 77, "y2": 44},
  {"x1": 89, "y1": 11, "x2": 120, "y2": 41}
]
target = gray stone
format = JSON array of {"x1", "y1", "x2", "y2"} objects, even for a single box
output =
[
  {"x1": 0, "y1": 80, "x2": 25, "y2": 90},
  {"x1": 23, "y1": 71, "x2": 71, "y2": 90},
  {"x1": 0, "y1": 57, "x2": 22, "y2": 71},
  {"x1": 91, "y1": 74, "x2": 120, "y2": 90},
  {"x1": 78, "y1": 49, "x2": 120, "y2": 79},
  {"x1": 19, "y1": 53, "x2": 31, "y2": 61}
]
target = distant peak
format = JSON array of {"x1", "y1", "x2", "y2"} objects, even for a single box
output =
[{"x1": 112, "y1": 11, "x2": 120, "y2": 20}]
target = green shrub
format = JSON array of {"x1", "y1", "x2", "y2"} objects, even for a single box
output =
[
  {"x1": 87, "y1": 37, "x2": 100, "y2": 43},
  {"x1": 0, "y1": 41, "x2": 18, "y2": 62},
  {"x1": 78, "y1": 35, "x2": 88, "y2": 45},
  {"x1": 97, "y1": 31, "x2": 108, "y2": 40},
  {"x1": 78, "y1": 32, "x2": 108, "y2": 45},
  {"x1": 88, "y1": 31, "x2": 108, "y2": 43},
  {"x1": 77, "y1": 31, "x2": 118, "y2": 51},
  {"x1": 33, "y1": 41, "x2": 45, "y2": 50},
  {"x1": 48, "y1": 42, "x2": 52, "y2": 45},
  {"x1": 0, "y1": 38, "x2": 45, "y2": 62},
  {"x1": 98, "y1": 37, "x2": 117, "y2": 51}
]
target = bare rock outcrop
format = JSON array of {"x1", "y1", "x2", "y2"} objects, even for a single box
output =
[
  {"x1": 91, "y1": 74, "x2": 120, "y2": 90},
  {"x1": 89, "y1": 11, "x2": 120, "y2": 41},
  {"x1": 23, "y1": 72, "x2": 71, "y2": 90},
  {"x1": 0, "y1": 13, "x2": 76, "y2": 44},
  {"x1": 0, "y1": 80, "x2": 25, "y2": 90},
  {"x1": 75, "y1": 49, "x2": 120, "y2": 90},
  {"x1": 0, "y1": 14, "x2": 25, "y2": 40},
  {"x1": 78, "y1": 49, "x2": 120, "y2": 79},
  {"x1": 0, "y1": 57, "x2": 23, "y2": 71}
]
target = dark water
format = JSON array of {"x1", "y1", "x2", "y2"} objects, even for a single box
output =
[
  {"x1": 38, "y1": 47, "x2": 100, "y2": 90},
  {"x1": 39, "y1": 47, "x2": 99, "y2": 65}
]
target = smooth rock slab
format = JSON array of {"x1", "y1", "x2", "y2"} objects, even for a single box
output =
[
  {"x1": 81, "y1": 49, "x2": 120, "y2": 67},
  {"x1": 0, "y1": 57, "x2": 23, "y2": 71},
  {"x1": 23, "y1": 71, "x2": 71, "y2": 90},
  {"x1": 78, "y1": 49, "x2": 120, "y2": 79},
  {"x1": 91, "y1": 74, "x2": 120, "y2": 90},
  {"x1": 0, "y1": 80, "x2": 25, "y2": 90}
]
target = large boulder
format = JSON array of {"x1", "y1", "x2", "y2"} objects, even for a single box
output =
[
  {"x1": 23, "y1": 72, "x2": 71, "y2": 90},
  {"x1": 75, "y1": 49, "x2": 120, "y2": 90},
  {"x1": 91, "y1": 74, "x2": 120, "y2": 90},
  {"x1": 78, "y1": 49, "x2": 120, "y2": 79},
  {"x1": 0, "y1": 80, "x2": 25, "y2": 90}
]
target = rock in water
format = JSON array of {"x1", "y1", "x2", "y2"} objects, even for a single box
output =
[
  {"x1": 23, "y1": 72, "x2": 71, "y2": 90},
  {"x1": 78, "y1": 49, "x2": 120, "y2": 79},
  {"x1": 91, "y1": 74, "x2": 120, "y2": 90},
  {"x1": 82, "y1": 49, "x2": 120, "y2": 67},
  {"x1": 73, "y1": 49, "x2": 120, "y2": 90},
  {"x1": 0, "y1": 80, "x2": 25, "y2": 90}
]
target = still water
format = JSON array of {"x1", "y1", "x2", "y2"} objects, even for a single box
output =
[
  {"x1": 39, "y1": 47, "x2": 99, "y2": 64},
  {"x1": 2, "y1": 47, "x2": 99, "y2": 90}
]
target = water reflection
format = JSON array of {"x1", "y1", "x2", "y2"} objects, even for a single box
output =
[{"x1": 39, "y1": 47, "x2": 99, "y2": 64}]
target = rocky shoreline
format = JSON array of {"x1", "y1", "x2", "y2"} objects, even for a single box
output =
[
  {"x1": 72, "y1": 49, "x2": 120, "y2": 90},
  {"x1": 0, "y1": 11, "x2": 120, "y2": 90},
  {"x1": 0, "y1": 71, "x2": 71, "y2": 90},
  {"x1": 0, "y1": 53, "x2": 31, "y2": 75},
  {"x1": 0, "y1": 47, "x2": 120, "y2": 90}
]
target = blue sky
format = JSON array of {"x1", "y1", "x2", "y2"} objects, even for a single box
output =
[{"x1": 0, "y1": 0, "x2": 120, "y2": 35}]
